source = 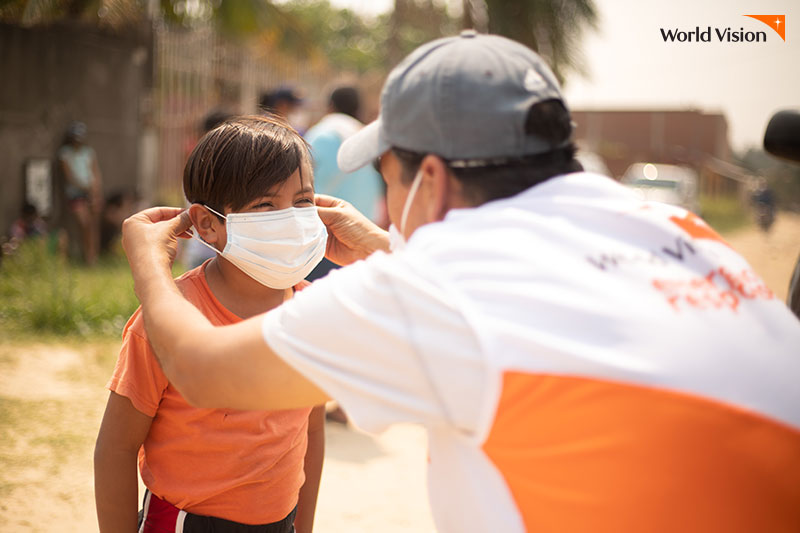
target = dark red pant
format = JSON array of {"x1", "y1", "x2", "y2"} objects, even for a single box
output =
[{"x1": 138, "y1": 491, "x2": 296, "y2": 533}]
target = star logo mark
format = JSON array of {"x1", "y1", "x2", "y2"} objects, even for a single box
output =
[{"x1": 744, "y1": 15, "x2": 786, "y2": 41}]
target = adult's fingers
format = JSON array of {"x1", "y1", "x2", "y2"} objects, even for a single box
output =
[
  {"x1": 138, "y1": 206, "x2": 185, "y2": 224},
  {"x1": 314, "y1": 194, "x2": 347, "y2": 208},
  {"x1": 173, "y1": 210, "x2": 194, "y2": 239}
]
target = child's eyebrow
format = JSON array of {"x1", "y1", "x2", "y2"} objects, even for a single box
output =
[{"x1": 295, "y1": 186, "x2": 314, "y2": 195}]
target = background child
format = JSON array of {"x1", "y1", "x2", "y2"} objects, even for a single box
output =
[{"x1": 94, "y1": 115, "x2": 326, "y2": 533}]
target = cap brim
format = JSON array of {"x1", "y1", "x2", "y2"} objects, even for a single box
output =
[{"x1": 337, "y1": 119, "x2": 390, "y2": 173}]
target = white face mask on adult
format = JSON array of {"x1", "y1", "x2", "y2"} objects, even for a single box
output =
[
  {"x1": 388, "y1": 170, "x2": 423, "y2": 252},
  {"x1": 196, "y1": 205, "x2": 328, "y2": 289}
]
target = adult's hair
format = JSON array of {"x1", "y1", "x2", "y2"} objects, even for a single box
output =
[
  {"x1": 258, "y1": 92, "x2": 276, "y2": 111},
  {"x1": 201, "y1": 110, "x2": 234, "y2": 134},
  {"x1": 393, "y1": 99, "x2": 583, "y2": 205},
  {"x1": 330, "y1": 86, "x2": 360, "y2": 119},
  {"x1": 183, "y1": 115, "x2": 311, "y2": 214},
  {"x1": 259, "y1": 87, "x2": 302, "y2": 113},
  {"x1": 21, "y1": 202, "x2": 37, "y2": 218}
]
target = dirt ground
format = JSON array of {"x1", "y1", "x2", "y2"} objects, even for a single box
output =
[
  {"x1": 0, "y1": 213, "x2": 798, "y2": 532},
  {"x1": 723, "y1": 212, "x2": 800, "y2": 302}
]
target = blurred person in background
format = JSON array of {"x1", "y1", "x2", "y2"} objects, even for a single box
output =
[
  {"x1": 99, "y1": 191, "x2": 138, "y2": 255},
  {"x1": 305, "y1": 86, "x2": 384, "y2": 284},
  {"x1": 259, "y1": 86, "x2": 308, "y2": 134},
  {"x1": 751, "y1": 177, "x2": 776, "y2": 232},
  {"x1": 9, "y1": 202, "x2": 47, "y2": 242},
  {"x1": 306, "y1": 86, "x2": 384, "y2": 224},
  {"x1": 58, "y1": 120, "x2": 102, "y2": 265}
]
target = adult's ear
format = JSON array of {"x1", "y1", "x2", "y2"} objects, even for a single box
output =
[
  {"x1": 188, "y1": 204, "x2": 223, "y2": 246},
  {"x1": 419, "y1": 155, "x2": 469, "y2": 223}
]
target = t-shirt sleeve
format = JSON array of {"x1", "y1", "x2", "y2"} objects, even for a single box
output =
[
  {"x1": 107, "y1": 309, "x2": 169, "y2": 417},
  {"x1": 261, "y1": 251, "x2": 486, "y2": 434}
]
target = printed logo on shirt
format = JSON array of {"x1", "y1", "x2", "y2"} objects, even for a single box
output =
[
  {"x1": 652, "y1": 266, "x2": 774, "y2": 312},
  {"x1": 668, "y1": 212, "x2": 729, "y2": 246},
  {"x1": 586, "y1": 237, "x2": 697, "y2": 272},
  {"x1": 659, "y1": 15, "x2": 785, "y2": 43}
]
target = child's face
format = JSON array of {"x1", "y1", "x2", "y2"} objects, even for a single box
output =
[{"x1": 215, "y1": 167, "x2": 314, "y2": 249}]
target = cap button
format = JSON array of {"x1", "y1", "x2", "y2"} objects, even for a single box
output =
[{"x1": 460, "y1": 29, "x2": 478, "y2": 38}]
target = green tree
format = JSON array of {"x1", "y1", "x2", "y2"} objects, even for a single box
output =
[
  {"x1": 388, "y1": 0, "x2": 457, "y2": 66},
  {"x1": 279, "y1": 0, "x2": 391, "y2": 74},
  {"x1": 0, "y1": 0, "x2": 323, "y2": 57},
  {"x1": 464, "y1": 0, "x2": 598, "y2": 83}
]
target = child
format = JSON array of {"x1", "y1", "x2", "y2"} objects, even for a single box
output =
[{"x1": 94, "y1": 116, "x2": 327, "y2": 533}]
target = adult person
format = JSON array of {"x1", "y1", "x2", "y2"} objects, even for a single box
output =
[
  {"x1": 259, "y1": 86, "x2": 308, "y2": 134},
  {"x1": 305, "y1": 86, "x2": 384, "y2": 223},
  {"x1": 122, "y1": 32, "x2": 800, "y2": 533},
  {"x1": 58, "y1": 120, "x2": 102, "y2": 264}
]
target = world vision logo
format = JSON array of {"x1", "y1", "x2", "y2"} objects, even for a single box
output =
[
  {"x1": 660, "y1": 14, "x2": 785, "y2": 43},
  {"x1": 744, "y1": 15, "x2": 785, "y2": 41}
]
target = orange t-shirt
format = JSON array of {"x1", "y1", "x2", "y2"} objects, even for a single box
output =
[{"x1": 107, "y1": 264, "x2": 311, "y2": 525}]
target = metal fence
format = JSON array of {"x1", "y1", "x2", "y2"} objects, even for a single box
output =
[{"x1": 150, "y1": 24, "x2": 328, "y2": 204}]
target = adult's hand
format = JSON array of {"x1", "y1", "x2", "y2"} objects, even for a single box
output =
[
  {"x1": 315, "y1": 194, "x2": 390, "y2": 266},
  {"x1": 121, "y1": 207, "x2": 191, "y2": 295}
]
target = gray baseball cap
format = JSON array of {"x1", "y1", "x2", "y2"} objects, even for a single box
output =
[{"x1": 338, "y1": 30, "x2": 568, "y2": 172}]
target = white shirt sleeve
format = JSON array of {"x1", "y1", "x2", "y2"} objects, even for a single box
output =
[{"x1": 261, "y1": 251, "x2": 486, "y2": 434}]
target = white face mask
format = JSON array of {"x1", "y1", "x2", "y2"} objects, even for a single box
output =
[
  {"x1": 389, "y1": 170, "x2": 424, "y2": 252},
  {"x1": 197, "y1": 205, "x2": 327, "y2": 289}
]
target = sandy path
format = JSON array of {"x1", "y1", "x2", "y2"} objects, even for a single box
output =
[
  {"x1": 723, "y1": 212, "x2": 800, "y2": 303},
  {"x1": 0, "y1": 343, "x2": 435, "y2": 532}
]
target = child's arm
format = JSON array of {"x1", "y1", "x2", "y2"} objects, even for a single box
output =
[
  {"x1": 294, "y1": 404, "x2": 326, "y2": 533},
  {"x1": 94, "y1": 391, "x2": 154, "y2": 533}
]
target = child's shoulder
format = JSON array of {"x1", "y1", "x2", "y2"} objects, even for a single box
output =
[
  {"x1": 175, "y1": 263, "x2": 206, "y2": 291},
  {"x1": 174, "y1": 264, "x2": 211, "y2": 307},
  {"x1": 120, "y1": 264, "x2": 208, "y2": 340}
]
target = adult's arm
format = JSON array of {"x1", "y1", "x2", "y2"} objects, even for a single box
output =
[
  {"x1": 94, "y1": 391, "x2": 154, "y2": 533},
  {"x1": 120, "y1": 203, "x2": 386, "y2": 410}
]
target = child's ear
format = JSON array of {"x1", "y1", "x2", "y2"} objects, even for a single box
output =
[{"x1": 188, "y1": 204, "x2": 222, "y2": 244}]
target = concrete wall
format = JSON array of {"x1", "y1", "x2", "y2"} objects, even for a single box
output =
[
  {"x1": 572, "y1": 110, "x2": 731, "y2": 178},
  {"x1": 0, "y1": 22, "x2": 151, "y2": 236}
]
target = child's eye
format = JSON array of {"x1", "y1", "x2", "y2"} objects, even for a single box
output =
[
  {"x1": 296, "y1": 198, "x2": 314, "y2": 205},
  {"x1": 252, "y1": 202, "x2": 274, "y2": 210}
]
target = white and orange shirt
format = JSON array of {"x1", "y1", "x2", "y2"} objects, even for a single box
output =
[{"x1": 262, "y1": 172, "x2": 800, "y2": 533}]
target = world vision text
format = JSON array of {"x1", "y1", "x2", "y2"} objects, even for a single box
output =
[{"x1": 660, "y1": 27, "x2": 767, "y2": 43}]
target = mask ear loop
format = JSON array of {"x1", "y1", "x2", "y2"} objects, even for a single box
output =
[
  {"x1": 400, "y1": 170, "x2": 424, "y2": 236},
  {"x1": 203, "y1": 205, "x2": 227, "y2": 220}
]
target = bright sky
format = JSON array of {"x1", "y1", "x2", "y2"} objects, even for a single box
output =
[
  {"x1": 328, "y1": 0, "x2": 799, "y2": 152},
  {"x1": 328, "y1": 0, "x2": 394, "y2": 18}
]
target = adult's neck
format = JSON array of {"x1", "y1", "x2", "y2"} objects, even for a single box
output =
[{"x1": 203, "y1": 257, "x2": 291, "y2": 319}]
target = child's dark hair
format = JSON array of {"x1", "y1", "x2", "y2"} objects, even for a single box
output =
[{"x1": 183, "y1": 115, "x2": 311, "y2": 213}]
